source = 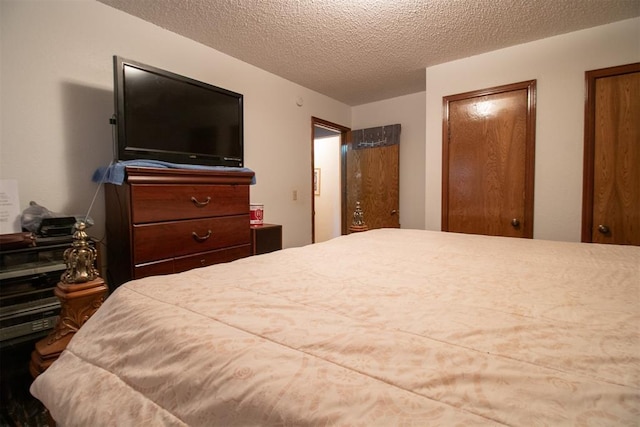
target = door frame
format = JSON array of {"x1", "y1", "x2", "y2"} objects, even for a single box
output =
[
  {"x1": 441, "y1": 80, "x2": 537, "y2": 237},
  {"x1": 311, "y1": 117, "x2": 351, "y2": 243},
  {"x1": 581, "y1": 62, "x2": 640, "y2": 243}
]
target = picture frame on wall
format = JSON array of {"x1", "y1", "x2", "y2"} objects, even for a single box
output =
[{"x1": 314, "y1": 168, "x2": 321, "y2": 195}]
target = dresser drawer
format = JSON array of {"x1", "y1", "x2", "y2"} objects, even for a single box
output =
[
  {"x1": 134, "y1": 258, "x2": 174, "y2": 279},
  {"x1": 133, "y1": 245, "x2": 251, "y2": 280},
  {"x1": 173, "y1": 245, "x2": 251, "y2": 272},
  {"x1": 130, "y1": 184, "x2": 250, "y2": 223},
  {"x1": 133, "y1": 215, "x2": 250, "y2": 264}
]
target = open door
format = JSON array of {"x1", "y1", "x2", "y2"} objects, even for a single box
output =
[{"x1": 345, "y1": 125, "x2": 401, "y2": 231}]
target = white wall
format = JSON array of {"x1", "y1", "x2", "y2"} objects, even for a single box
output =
[
  {"x1": 2, "y1": 1, "x2": 636, "y2": 249},
  {"x1": 425, "y1": 18, "x2": 640, "y2": 242},
  {"x1": 0, "y1": 0, "x2": 351, "y2": 249},
  {"x1": 313, "y1": 136, "x2": 341, "y2": 242},
  {"x1": 352, "y1": 92, "x2": 426, "y2": 230}
]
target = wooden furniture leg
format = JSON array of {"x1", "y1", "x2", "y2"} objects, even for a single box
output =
[{"x1": 30, "y1": 277, "x2": 107, "y2": 377}]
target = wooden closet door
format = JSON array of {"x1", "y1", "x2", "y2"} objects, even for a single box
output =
[
  {"x1": 442, "y1": 81, "x2": 536, "y2": 238},
  {"x1": 583, "y1": 63, "x2": 640, "y2": 245}
]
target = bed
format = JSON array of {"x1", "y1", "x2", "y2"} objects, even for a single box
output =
[{"x1": 30, "y1": 229, "x2": 639, "y2": 426}]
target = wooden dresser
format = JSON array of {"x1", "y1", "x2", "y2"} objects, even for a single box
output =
[{"x1": 105, "y1": 167, "x2": 255, "y2": 289}]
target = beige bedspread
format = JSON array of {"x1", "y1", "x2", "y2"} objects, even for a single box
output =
[{"x1": 31, "y1": 229, "x2": 640, "y2": 426}]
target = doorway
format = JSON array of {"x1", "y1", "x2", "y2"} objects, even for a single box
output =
[
  {"x1": 346, "y1": 125, "x2": 401, "y2": 231},
  {"x1": 311, "y1": 117, "x2": 350, "y2": 243}
]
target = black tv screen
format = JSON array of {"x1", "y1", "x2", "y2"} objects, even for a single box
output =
[{"x1": 113, "y1": 56, "x2": 243, "y2": 167}]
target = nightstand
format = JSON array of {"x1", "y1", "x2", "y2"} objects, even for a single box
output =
[{"x1": 251, "y1": 224, "x2": 282, "y2": 255}]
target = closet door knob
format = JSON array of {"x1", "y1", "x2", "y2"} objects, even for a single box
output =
[
  {"x1": 511, "y1": 218, "x2": 520, "y2": 227},
  {"x1": 598, "y1": 224, "x2": 610, "y2": 234}
]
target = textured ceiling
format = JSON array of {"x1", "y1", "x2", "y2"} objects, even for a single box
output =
[{"x1": 97, "y1": 0, "x2": 640, "y2": 106}]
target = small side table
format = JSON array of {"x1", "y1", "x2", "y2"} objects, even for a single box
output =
[{"x1": 251, "y1": 224, "x2": 282, "y2": 255}]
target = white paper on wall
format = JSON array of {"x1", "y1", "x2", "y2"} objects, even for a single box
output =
[{"x1": 0, "y1": 179, "x2": 22, "y2": 234}]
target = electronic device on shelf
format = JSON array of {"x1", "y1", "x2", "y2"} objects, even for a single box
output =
[
  {"x1": 0, "y1": 243, "x2": 70, "y2": 347},
  {"x1": 112, "y1": 56, "x2": 244, "y2": 168},
  {"x1": 0, "y1": 236, "x2": 98, "y2": 347},
  {"x1": 37, "y1": 216, "x2": 76, "y2": 237}
]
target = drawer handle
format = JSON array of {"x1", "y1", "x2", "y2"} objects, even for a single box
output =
[
  {"x1": 191, "y1": 196, "x2": 211, "y2": 207},
  {"x1": 192, "y1": 230, "x2": 212, "y2": 242}
]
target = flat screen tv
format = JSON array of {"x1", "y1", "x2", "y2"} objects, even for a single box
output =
[{"x1": 113, "y1": 56, "x2": 243, "y2": 167}]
